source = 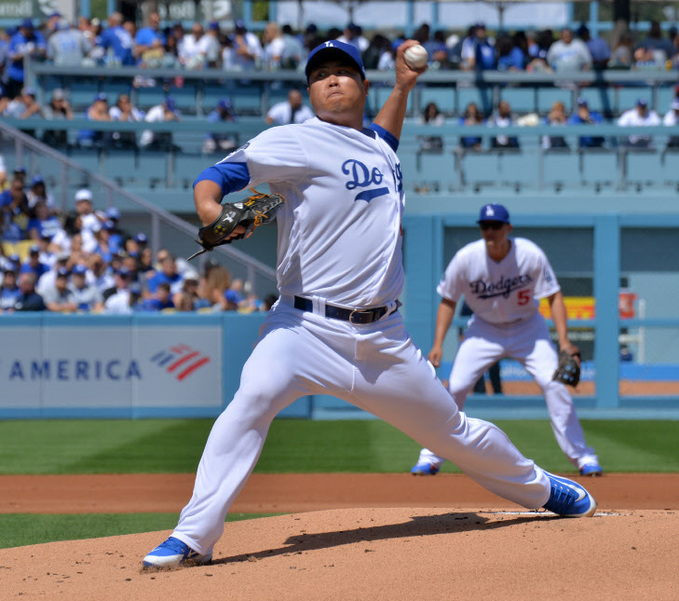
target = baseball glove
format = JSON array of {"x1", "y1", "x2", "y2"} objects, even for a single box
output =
[
  {"x1": 553, "y1": 350, "x2": 581, "y2": 387},
  {"x1": 187, "y1": 189, "x2": 284, "y2": 261}
]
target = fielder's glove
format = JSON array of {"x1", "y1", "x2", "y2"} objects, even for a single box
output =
[
  {"x1": 553, "y1": 350, "x2": 581, "y2": 387},
  {"x1": 187, "y1": 189, "x2": 284, "y2": 261}
]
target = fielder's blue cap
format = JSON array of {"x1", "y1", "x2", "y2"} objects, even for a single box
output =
[
  {"x1": 305, "y1": 40, "x2": 365, "y2": 81},
  {"x1": 478, "y1": 203, "x2": 510, "y2": 224}
]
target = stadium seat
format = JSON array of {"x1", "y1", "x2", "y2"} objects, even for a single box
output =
[
  {"x1": 500, "y1": 87, "x2": 535, "y2": 114},
  {"x1": 537, "y1": 87, "x2": 573, "y2": 114},
  {"x1": 623, "y1": 148, "x2": 662, "y2": 189},
  {"x1": 420, "y1": 86, "x2": 455, "y2": 115},
  {"x1": 578, "y1": 87, "x2": 615, "y2": 116},
  {"x1": 457, "y1": 86, "x2": 493, "y2": 116},
  {"x1": 460, "y1": 150, "x2": 497, "y2": 191},
  {"x1": 101, "y1": 149, "x2": 138, "y2": 185},
  {"x1": 416, "y1": 149, "x2": 457, "y2": 193},
  {"x1": 542, "y1": 149, "x2": 580, "y2": 190},
  {"x1": 67, "y1": 147, "x2": 102, "y2": 175},
  {"x1": 578, "y1": 148, "x2": 619, "y2": 189}
]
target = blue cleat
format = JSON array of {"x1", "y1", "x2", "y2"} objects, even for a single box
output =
[
  {"x1": 142, "y1": 536, "x2": 212, "y2": 568},
  {"x1": 579, "y1": 463, "x2": 603, "y2": 477},
  {"x1": 410, "y1": 462, "x2": 440, "y2": 476},
  {"x1": 542, "y1": 472, "x2": 597, "y2": 518}
]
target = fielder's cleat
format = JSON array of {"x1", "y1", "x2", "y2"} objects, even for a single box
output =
[
  {"x1": 579, "y1": 463, "x2": 603, "y2": 477},
  {"x1": 410, "y1": 462, "x2": 440, "y2": 476},
  {"x1": 142, "y1": 536, "x2": 212, "y2": 568},
  {"x1": 542, "y1": 471, "x2": 597, "y2": 518}
]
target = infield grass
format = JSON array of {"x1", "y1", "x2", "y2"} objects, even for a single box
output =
[{"x1": 0, "y1": 513, "x2": 276, "y2": 550}]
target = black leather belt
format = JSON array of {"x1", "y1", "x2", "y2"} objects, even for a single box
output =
[{"x1": 293, "y1": 296, "x2": 396, "y2": 325}]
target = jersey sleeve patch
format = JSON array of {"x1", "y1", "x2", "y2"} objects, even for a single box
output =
[{"x1": 193, "y1": 161, "x2": 250, "y2": 196}]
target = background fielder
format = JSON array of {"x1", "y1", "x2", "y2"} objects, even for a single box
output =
[{"x1": 412, "y1": 203, "x2": 602, "y2": 477}]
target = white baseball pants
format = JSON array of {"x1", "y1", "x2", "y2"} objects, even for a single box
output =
[
  {"x1": 172, "y1": 302, "x2": 551, "y2": 555},
  {"x1": 417, "y1": 312, "x2": 599, "y2": 471}
]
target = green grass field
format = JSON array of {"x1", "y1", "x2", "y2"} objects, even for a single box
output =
[{"x1": 1, "y1": 418, "x2": 678, "y2": 549}]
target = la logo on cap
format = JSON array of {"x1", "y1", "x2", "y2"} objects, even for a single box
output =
[{"x1": 485, "y1": 206, "x2": 495, "y2": 216}]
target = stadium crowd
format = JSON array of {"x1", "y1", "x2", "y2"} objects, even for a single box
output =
[
  {"x1": 0, "y1": 11, "x2": 678, "y2": 82},
  {"x1": 0, "y1": 160, "x2": 276, "y2": 315}
]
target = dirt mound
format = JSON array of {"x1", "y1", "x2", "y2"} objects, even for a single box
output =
[{"x1": 1, "y1": 508, "x2": 676, "y2": 601}]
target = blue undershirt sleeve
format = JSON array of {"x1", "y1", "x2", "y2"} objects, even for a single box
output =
[
  {"x1": 369, "y1": 123, "x2": 399, "y2": 153},
  {"x1": 193, "y1": 162, "x2": 250, "y2": 197}
]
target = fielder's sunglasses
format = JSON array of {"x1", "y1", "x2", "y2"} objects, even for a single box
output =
[{"x1": 479, "y1": 221, "x2": 505, "y2": 231}]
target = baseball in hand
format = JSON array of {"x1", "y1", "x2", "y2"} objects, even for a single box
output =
[{"x1": 404, "y1": 44, "x2": 428, "y2": 69}]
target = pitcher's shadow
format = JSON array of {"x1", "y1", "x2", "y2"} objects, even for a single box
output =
[{"x1": 210, "y1": 510, "x2": 556, "y2": 566}]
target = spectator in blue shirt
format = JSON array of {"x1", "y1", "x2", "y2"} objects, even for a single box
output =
[
  {"x1": 460, "y1": 23, "x2": 496, "y2": 71},
  {"x1": 496, "y1": 33, "x2": 525, "y2": 71},
  {"x1": 98, "y1": 12, "x2": 135, "y2": 66},
  {"x1": 12, "y1": 272, "x2": 46, "y2": 311},
  {"x1": 576, "y1": 25, "x2": 610, "y2": 70},
  {"x1": 20, "y1": 245, "x2": 50, "y2": 282},
  {"x1": 141, "y1": 281, "x2": 175, "y2": 311},
  {"x1": 6, "y1": 19, "x2": 47, "y2": 99},
  {"x1": 203, "y1": 98, "x2": 238, "y2": 154},
  {"x1": 568, "y1": 97, "x2": 605, "y2": 148},
  {"x1": 147, "y1": 254, "x2": 183, "y2": 295},
  {"x1": 0, "y1": 267, "x2": 21, "y2": 312},
  {"x1": 135, "y1": 11, "x2": 165, "y2": 65}
]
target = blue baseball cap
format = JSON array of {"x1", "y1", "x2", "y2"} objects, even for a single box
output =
[
  {"x1": 134, "y1": 232, "x2": 148, "y2": 244},
  {"x1": 94, "y1": 93, "x2": 107, "y2": 103},
  {"x1": 56, "y1": 267, "x2": 70, "y2": 278},
  {"x1": 305, "y1": 40, "x2": 365, "y2": 81},
  {"x1": 636, "y1": 98, "x2": 648, "y2": 108},
  {"x1": 102, "y1": 219, "x2": 116, "y2": 231},
  {"x1": 478, "y1": 203, "x2": 510, "y2": 224},
  {"x1": 217, "y1": 98, "x2": 232, "y2": 112},
  {"x1": 106, "y1": 206, "x2": 121, "y2": 220},
  {"x1": 72, "y1": 264, "x2": 87, "y2": 276}
]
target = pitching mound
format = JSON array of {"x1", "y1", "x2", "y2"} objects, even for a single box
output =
[{"x1": 0, "y1": 507, "x2": 676, "y2": 600}]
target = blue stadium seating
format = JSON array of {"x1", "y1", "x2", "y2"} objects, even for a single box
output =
[
  {"x1": 419, "y1": 86, "x2": 455, "y2": 115},
  {"x1": 542, "y1": 149, "x2": 580, "y2": 189},
  {"x1": 579, "y1": 149, "x2": 619, "y2": 189}
]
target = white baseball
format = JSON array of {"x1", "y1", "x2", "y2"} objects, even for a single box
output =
[{"x1": 404, "y1": 44, "x2": 428, "y2": 69}]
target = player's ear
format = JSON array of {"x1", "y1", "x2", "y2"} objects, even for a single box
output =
[
  {"x1": 363, "y1": 79, "x2": 370, "y2": 95},
  {"x1": 506, "y1": 224, "x2": 513, "y2": 234}
]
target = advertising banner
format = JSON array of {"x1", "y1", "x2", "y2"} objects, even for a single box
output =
[{"x1": 0, "y1": 324, "x2": 222, "y2": 413}]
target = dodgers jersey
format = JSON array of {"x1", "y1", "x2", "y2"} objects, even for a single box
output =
[
  {"x1": 438, "y1": 237, "x2": 560, "y2": 325},
  {"x1": 204, "y1": 117, "x2": 405, "y2": 307}
]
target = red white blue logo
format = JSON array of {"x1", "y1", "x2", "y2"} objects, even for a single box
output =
[{"x1": 150, "y1": 344, "x2": 211, "y2": 381}]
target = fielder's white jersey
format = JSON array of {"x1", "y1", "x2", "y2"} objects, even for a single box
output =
[
  {"x1": 216, "y1": 117, "x2": 405, "y2": 307},
  {"x1": 437, "y1": 237, "x2": 560, "y2": 325}
]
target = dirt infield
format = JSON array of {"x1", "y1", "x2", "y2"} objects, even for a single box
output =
[{"x1": 1, "y1": 473, "x2": 678, "y2": 600}]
